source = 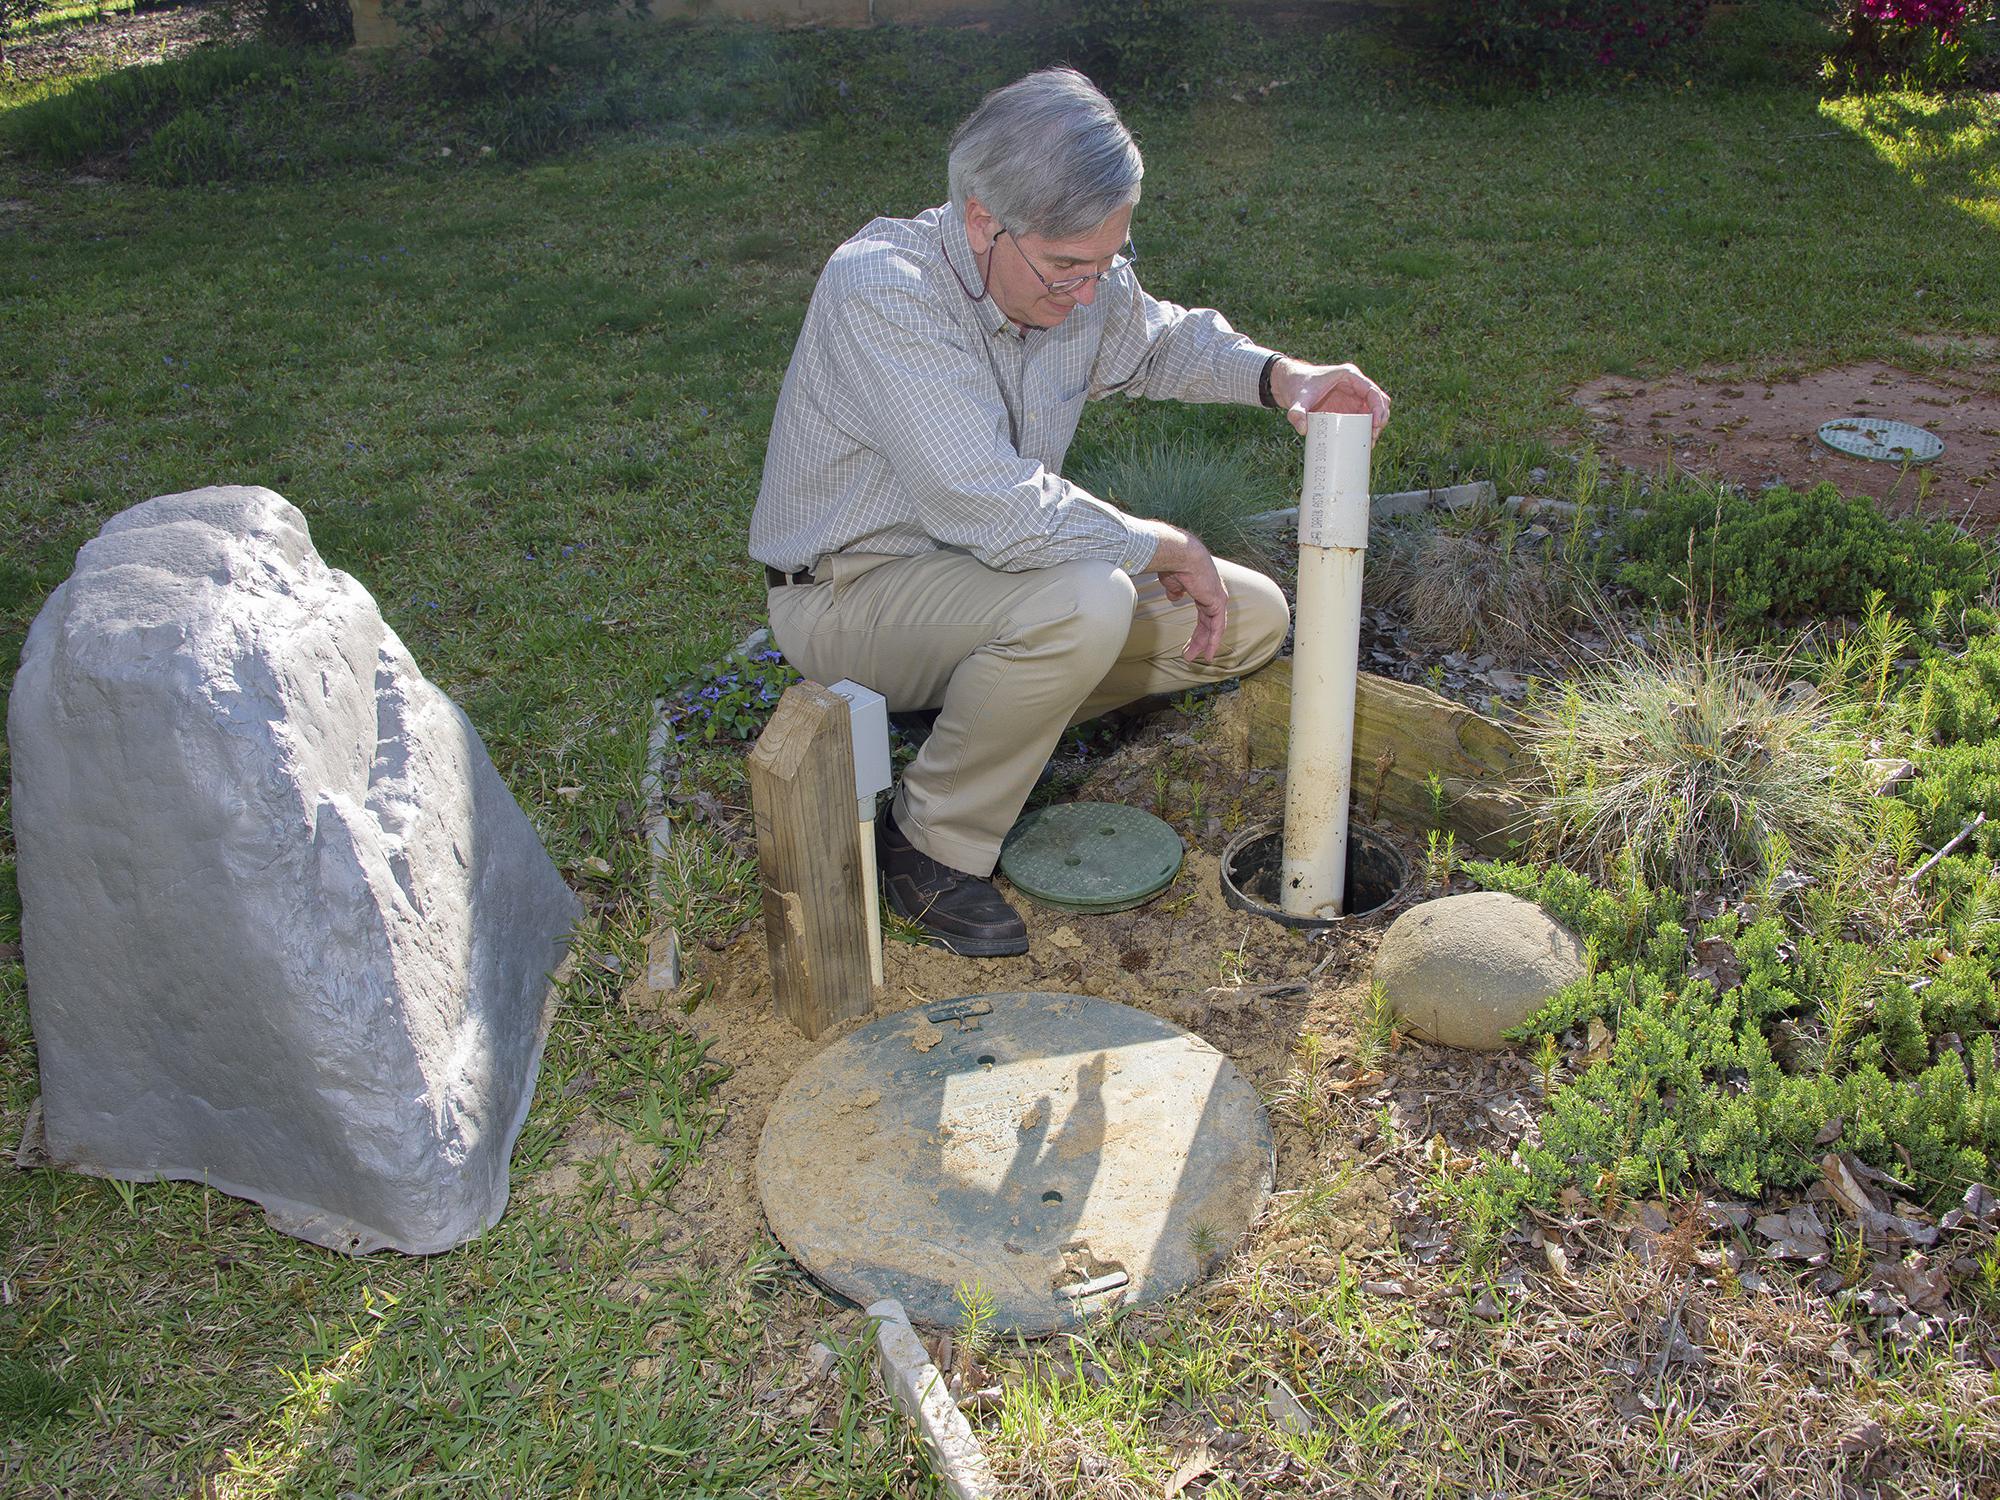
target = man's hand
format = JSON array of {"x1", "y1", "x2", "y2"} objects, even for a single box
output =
[
  {"x1": 1142, "y1": 521, "x2": 1228, "y2": 663},
  {"x1": 1270, "y1": 358, "x2": 1392, "y2": 438}
]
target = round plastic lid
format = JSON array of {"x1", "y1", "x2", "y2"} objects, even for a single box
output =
[
  {"x1": 757, "y1": 992, "x2": 1274, "y2": 1333},
  {"x1": 1815, "y1": 417, "x2": 1944, "y2": 465},
  {"x1": 999, "y1": 802, "x2": 1185, "y2": 914}
]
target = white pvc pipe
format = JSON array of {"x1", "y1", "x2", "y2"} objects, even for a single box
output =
[{"x1": 1281, "y1": 413, "x2": 1373, "y2": 919}]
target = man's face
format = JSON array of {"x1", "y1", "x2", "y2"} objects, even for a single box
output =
[{"x1": 966, "y1": 199, "x2": 1134, "y2": 331}]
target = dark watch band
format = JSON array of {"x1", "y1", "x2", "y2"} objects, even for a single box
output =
[{"x1": 1258, "y1": 352, "x2": 1282, "y2": 410}]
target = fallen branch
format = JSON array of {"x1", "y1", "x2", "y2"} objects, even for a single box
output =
[{"x1": 1910, "y1": 812, "x2": 1986, "y2": 888}]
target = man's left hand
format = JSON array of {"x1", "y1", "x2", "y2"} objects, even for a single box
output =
[{"x1": 1270, "y1": 358, "x2": 1392, "y2": 438}]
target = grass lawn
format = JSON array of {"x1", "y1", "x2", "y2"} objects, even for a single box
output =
[{"x1": 2, "y1": 18, "x2": 1998, "y2": 1495}]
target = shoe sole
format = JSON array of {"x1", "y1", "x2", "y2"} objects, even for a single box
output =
[
  {"x1": 918, "y1": 929, "x2": 1029, "y2": 958},
  {"x1": 883, "y1": 885, "x2": 1028, "y2": 958}
]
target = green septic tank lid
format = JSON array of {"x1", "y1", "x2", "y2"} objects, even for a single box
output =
[
  {"x1": 1816, "y1": 417, "x2": 1944, "y2": 465},
  {"x1": 756, "y1": 992, "x2": 1275, "y2": 1334},
  {"x1": 999, "y1": 802, "x2": 1185, "y2": 914}
]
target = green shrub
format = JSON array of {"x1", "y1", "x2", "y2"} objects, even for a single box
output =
[
  {"x1": 1905, "y1": 739, "x2": 2000, "y2": 861},
  {"x1": 383, "y1": 0, "x2": 644, "y2": 94},
  {"x1": 1419, "y1": 0, "x2": 1715, "y2": 84},
  {"x1": 1830, "y1": 0, "x2": 1986, "y2": 89},
  {"x1": 1617, "y1": 481, "x2": 1993, "y2": 632},
  {"x1": 1704, "y1": 0, "x2": 1842, "y2": 84},
  {"x1": 261, "y1": 0, "x2": 354, "y2": 46},
  {"x1": 1028, "y1": 0, "x2": 1237, "y2": 99},
  {"x1": 1914, "y1": 629, "x2": 2000, "y2": 745},
  {"x1": 1465, "y1": 860, "x2": 2000, "y2": 1216}
]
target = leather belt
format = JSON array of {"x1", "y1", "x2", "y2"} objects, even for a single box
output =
[{"x1": 765, "y1": 564, "x2": 816, "y2": 588}]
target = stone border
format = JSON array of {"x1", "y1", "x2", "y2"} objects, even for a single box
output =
[
  {"x1": 1244, "y1": 479, "x2": 1498, "y2": 531},
  {"x1": 867, "y1": 1298, "x2": 1000, "y2": 1500}
]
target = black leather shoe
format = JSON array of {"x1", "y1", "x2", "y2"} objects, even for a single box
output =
[{"x1": 878, "y1": 810, "x2": 1028, "y2": 957}]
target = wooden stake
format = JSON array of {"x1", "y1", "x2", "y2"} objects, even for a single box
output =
[{"x1": 748, "y1": 682, "x2": 873, "y2": 1040}]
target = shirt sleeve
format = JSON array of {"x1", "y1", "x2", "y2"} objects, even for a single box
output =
[
  {"x1": 1087, "y1": 276, "x2": 1278, "y2": 407},
  {"x1": 824, "y1": 260, "x2": 1159, "y2": 575}
]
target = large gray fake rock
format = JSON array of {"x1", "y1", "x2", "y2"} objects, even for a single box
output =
[
  {"x1": 9, "y1": 486, "x2": 581, "y2": 1255},
  {"x1": 1373, "y1": 892, "x2": 1584, "y2": 1052}
]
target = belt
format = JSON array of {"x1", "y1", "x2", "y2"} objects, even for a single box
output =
[{"x1": 765, "y1": 563, "x2": 817, "y2": 588}]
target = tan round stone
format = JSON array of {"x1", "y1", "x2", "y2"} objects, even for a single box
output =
[{"x1": 1373, "y1": 892, "x2": 1585, "y2": 1051}]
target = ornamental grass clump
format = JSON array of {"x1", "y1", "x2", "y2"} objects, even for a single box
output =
[
  {"x1": 1367, "y1": 510, "x2": 1586, "y2": 660},
  {"x1": 1524, "y1": 632, "x2": 1869, "y2": 891},
  {"x1": 1069, "y1": 438, "x2": 1289, "y2": 569}
]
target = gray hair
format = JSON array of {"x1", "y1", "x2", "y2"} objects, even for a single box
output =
[{"x1": 947, "y1": 68, "x2": 1143, "y2": 240}]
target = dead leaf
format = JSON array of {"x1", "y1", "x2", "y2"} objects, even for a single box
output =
[
  {"x1": 1164, "y1": 1441, "x2": 1216, "y2": 1497},
  {"x1": 1018, "y1": 1102, "x2": 1043, "y2": 1132},
  {"x1": 1688, "y1": 936, "x2": 1743, "y2": 992},
  {"x1": 1876, "y1": 1256, "x2": 1951, "y2": 1311},
  {"x1": 1837, "y1": 1420, "x2": 1888, "y2": 1456},
  {"x1": 1266, "y1": 1378, "x2": 1315, "y2": 1436},
  {"x1": 1756, "y1": 1204, "x2": 1830, "y2": 1263},
  {"x1": 1814, "y1": 1116, "x2": 1845, "y2": 1147},
  {"x1": 1579, "y1": 1018, "x2": 1614, "y2": 1066},
  {"x1": 1863, "y1": 1209, "x2": 1938, "y2": 1249},
  {"x1": 1822, "y1": 1153, "x2": 1881, "y2": 1218}
]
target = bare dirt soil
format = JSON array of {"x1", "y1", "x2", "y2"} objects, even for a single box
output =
[
  {"x1": 601, "y1": 699, "x2": 1531, "y2": 1300},
  {"x1": 5, "y1": 1, "x2": 229, "y2": 83},
  {"x1": 1573, "y1": 338, "x2": 2000, "y2": 528}
]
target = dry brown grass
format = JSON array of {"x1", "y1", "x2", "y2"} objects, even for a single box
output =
[
  {"x1": 1368, "y1": 513, "x2": 1585, "y2": 661},
  {"x1": 980, "y1": 1178, "x2": 1999, "y2": 1497}
]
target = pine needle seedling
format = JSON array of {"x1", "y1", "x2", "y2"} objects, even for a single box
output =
[
  {"x1": 1188, "y1": 1219, "x2": 1222, "y2": 1268},
  {"x1": 1354, "y1": 980, "x2": 1396, "y2": 1074},
  {"x1": 1533, "y1": 1032, "x2": 1563, "y2": 1098},
  {"x1": 1217, "y1": 929, "x2": 1250, "y2": 988},
  {"x1": 1272, "y1": 1032, "x2": 1338, "y2": 1148},
  {"x1": 953, "y1": 1279, "x2": 998, "y2": 1376},
  {"x1": 1423, "y1": 828, "x2": 1460, "y2": 891}
]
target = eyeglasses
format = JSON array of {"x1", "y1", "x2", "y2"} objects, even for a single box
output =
[{"x1": 997, "y1": 226, "x2": 1138, "y2": 298}]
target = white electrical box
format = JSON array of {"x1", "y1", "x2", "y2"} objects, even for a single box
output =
[{"x1": 827, "y1": 679, "x2": 892, "y2": 822}]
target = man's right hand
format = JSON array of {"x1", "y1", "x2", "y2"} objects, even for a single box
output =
[{"x1": 1142, "y1": 521, "x2": 1228, "y2": 663}]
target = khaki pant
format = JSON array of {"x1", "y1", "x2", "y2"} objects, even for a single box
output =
[{"x1": 767, "y1": 550, "x2": 1289, "y2": 876}]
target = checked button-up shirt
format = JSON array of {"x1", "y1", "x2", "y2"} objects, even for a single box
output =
[{"x1": 751, "y1": 202, "x2": 1277, "y2": 578}]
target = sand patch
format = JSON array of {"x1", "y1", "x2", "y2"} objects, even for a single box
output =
[{"x1": 1573, "y1": 349, "x2": 2000, "y2": 526}]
